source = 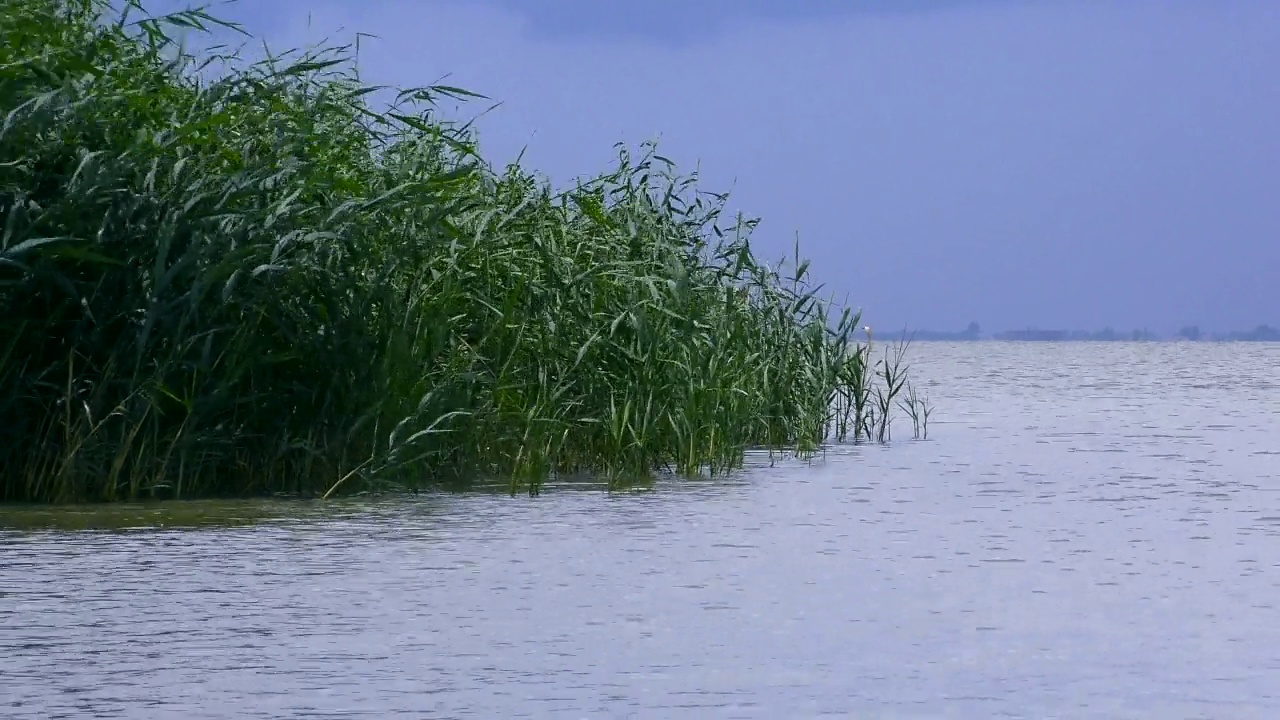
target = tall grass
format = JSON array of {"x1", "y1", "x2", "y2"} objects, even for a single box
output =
[{"x1": 1, "y1": 0, "x2": 918, "y2": 503}]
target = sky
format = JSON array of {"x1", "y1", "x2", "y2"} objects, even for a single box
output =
[{"x1": 158, "y1": 0, "x2": 1277, "y2": 333}]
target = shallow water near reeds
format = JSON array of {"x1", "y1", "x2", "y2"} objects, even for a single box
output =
[{"x1": 3, "y1": 342, "x2": 1279, "y2": 719}]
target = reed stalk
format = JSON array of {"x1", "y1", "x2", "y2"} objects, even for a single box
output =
[{"x1": 0, "y1": 0, "x2": 922, "y2": 502}]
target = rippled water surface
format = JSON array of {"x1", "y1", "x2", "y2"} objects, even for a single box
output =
[{"x1": 3, "y1": 343, "x2": 1279, "y2": 719}]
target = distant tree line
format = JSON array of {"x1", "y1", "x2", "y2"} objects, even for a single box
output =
[
  {"x1": 1179, "y1": 325, "x2": 1280, "y2": 342},
  {"x1": 906, "y1": 322, "x2": 1279, "y2": 342}
]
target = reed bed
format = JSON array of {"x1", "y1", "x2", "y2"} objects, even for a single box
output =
[{"x1": 1, "y1": 0, "x2": 919, "y2": 503}]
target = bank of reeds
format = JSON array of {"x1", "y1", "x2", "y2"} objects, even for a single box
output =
[{"x1": 0, "y1": 0, "x2": 917, "y2": 503}]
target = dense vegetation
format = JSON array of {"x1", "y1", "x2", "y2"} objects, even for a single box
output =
[{"x1": 0, "y1": 0, "x2": 916, "y2": 503}]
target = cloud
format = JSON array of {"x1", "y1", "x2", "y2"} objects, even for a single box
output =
[{"x1": 431, "y1": 0, "x2": 1020, "y2": 44}]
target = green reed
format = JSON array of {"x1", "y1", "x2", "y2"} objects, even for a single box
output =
[{"x1": 0, "y1": 0, "x2": 918, "y2": 503}]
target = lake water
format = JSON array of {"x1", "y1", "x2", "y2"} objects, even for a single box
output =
[{"x1": 3, "y1": 342, "x2": 1278, "y2": 719}]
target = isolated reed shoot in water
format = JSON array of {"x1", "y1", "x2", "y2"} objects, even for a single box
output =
[{"x1": 0, "y1": 0, "x2": 917, "y2": 503}]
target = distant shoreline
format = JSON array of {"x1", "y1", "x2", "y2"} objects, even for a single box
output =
[
  {"x1": 907, "y1": 337, "x2": 1280, "y2": 342},
  {"x1": 903, "y1": 324, "x2": 1279, "y2": 343}
]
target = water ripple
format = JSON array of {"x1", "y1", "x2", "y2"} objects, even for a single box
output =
[{"x1": 2, "y1": 342, "x2": 1279, "y2": 718}]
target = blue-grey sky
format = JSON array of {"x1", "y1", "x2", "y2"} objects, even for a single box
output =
[{"x1": 174, "y1": 0, "x2": 1277, "y2": 333}]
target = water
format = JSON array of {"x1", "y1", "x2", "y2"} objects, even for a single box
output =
[{"x1": 2, "y1": 342, "x2": 1278, "y2": 719}]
